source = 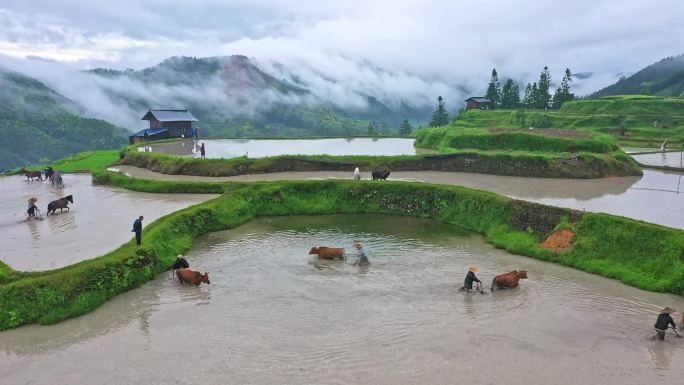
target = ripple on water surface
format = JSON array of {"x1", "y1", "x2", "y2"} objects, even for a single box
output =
[{"x1": 1, "y1": 214, "x2": 683, "y2": 385}]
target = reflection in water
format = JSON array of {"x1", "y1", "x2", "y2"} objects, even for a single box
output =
[
  {"x1": 632, "y1": 151, "x2": 684, "y2": 169},
  {"x1": 26, "y1": 217, "x2": 40, "y2": 241},
  {"x1": 148, "y1": 138, "x2": 417, "y2": 158},
  {"x1": 1, "y1": 215, "x2": 682, "y2": 385}
]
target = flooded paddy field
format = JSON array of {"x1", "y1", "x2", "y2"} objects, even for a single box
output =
[
  {"x1": 1, "y1": 215, "x2": 682, "y2": 385},
  {"x1": 143, "y1": 138, "x2": 418, "y2": 158},
  {"x1": 632, "y1": 151, "x2": 684, "y2": 169},
  {"x1": 0, "y1": 174, "x2": 217, "y2": 271},
  {"x1": 113, "y1": 165, "x2": 684, "y2": 229}
]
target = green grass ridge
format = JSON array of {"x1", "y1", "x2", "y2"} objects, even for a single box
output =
[
  {"x1": 120, "y1": 144, "x2": 641, "y2": 179},
  {"x1": 1, "y1": 174, "x2": 682, "y2": 330},
  {"x1": 445, "y1": 96, "x2": 684, "y2": 147}
]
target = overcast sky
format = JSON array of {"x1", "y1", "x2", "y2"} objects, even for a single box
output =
[{"x1": 1, "y1": 0, "x2": 683, "y2": 98}]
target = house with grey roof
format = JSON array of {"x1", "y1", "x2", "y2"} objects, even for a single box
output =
[
  {"x1": 129, "y1": 109, "x2": 200, "y2": 144},
  {"x1": 465, "y1": 97, "x2": 492, "y2": 110}
]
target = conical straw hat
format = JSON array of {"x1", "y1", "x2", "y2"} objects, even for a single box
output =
[
  {"x1": 468, "y1": 265, "x2": 479, "y2": 273},
  {"x1": 28, "y1": 197, "x2": 38, "y2": 203},
  {"x1": 660, "y1": 307, "x2": 676, "y2": 314}
]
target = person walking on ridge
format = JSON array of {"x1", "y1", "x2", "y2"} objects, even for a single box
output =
[
  {"x1": 200, "y1": 142, "x2": 206, "y2": 159},
  {"x1": 132, "y1": 215, "x2": 144, "y2": 245},
  {"x1": 353, "y1": 166, "x2": 361, "y2": 180}
]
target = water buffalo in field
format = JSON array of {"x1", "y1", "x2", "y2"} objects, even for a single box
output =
[
  {"x1": 176, "y1": 268, "x2": 210, "y2": 286},
  {"x1": 47, "y1": 195, "x2": 73, "y2": 216},
  {"x1": 50, "y1": 172, "x2": 64, "y2": 188},
  {"x1": 309, "y1": 246, "x2": 345, "y2": 260},
  {"x1": 491, "y1": 270, "x2": 528, "y2": 291},
  {"x1": 172, "y1": 256, "x2": 190, "y2": 271},
  {"x1": 21, "y1": 169, "x2": 43, "y2": 181},
  {"x1": 371, "y1": 169, "x2": 391, "y2": 180}
]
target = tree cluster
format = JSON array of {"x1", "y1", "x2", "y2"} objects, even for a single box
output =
[{"x1": 484, "y1": 67, "x2": 575, "y2": 110}]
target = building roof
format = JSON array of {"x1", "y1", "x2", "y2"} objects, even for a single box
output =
[
  {"x1": 465, "y1": 97, "x2": 491, "y2": 103},
  {"x1": 142, "y1": 109, "x2": 198, "y2": 122},
  {"x1": 129, "y1": 128, "x2": 168, "y2": 137}
]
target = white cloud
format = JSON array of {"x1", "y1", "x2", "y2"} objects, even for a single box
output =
[{"x1": 0, "y1": 0, "x2": 683, "y2": 123}]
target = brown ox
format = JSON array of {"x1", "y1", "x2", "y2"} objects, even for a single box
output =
[
  {"x1": 309, "y1": 246, "x2": 345, "y2": 260},
  {"x1": 491, "y1": 270, "x2": 528, "y2": 291},
  {"x1": 21, "y1": 169, "x2": 43, "y2": 181},
  {"x1": 176, "y1": 268, "x2": 210, "y2": 286}
]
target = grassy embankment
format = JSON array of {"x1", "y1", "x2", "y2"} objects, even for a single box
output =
[
  {"x1": 1, "y1": 175, "x2": 683, "y2": 330},
  {"x1": 13, "y1": 150, "x2": 121, "y2": 174},
  {"x1": 412, "y1": 125, "x2": 641, "y2": 177},
  {"x1": 452, "y1": 95, "x2": 684, "y2": 147},
  {"x1": 120, "y1": 137, "x2": 641, "y2": 178}
]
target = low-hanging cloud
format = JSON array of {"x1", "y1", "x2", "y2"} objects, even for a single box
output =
[{"x1": 1, "y1": 0, "x2": 683, "y2": 128}]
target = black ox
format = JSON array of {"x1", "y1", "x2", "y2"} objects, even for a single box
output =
[{"x1": 371, "y1": 169, "x2": 391, "y2": 180}]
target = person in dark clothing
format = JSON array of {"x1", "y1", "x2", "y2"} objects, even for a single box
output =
[
  {"x1": 462, "y1": 265, "x2": 481, "y2": 291},
  {"x1": 172, "y1": 255, "x2": 190, "y2": 270},
  {"x1": 27, "y1": 197, "x2": 38, "y2": 218},
  {"x1": 654, "y1": 307, "x2": 677, "y2": 340},
  {"x1": 144, "y1": 131, "x2": 149, "y2": 143},
  {"x1": 132, "y1": 215, "x2": 144, "y2": 245}
]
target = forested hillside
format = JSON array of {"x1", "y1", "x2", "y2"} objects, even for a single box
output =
[
  {"x1": 0, "y1": 71, "x2": 128, "y2": 169},
  {"x1": 592, "y1": 55, "x2": 684, "y2": 97}
]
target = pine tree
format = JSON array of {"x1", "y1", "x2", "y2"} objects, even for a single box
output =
[
  {"x1": 399, "y1": 119, "x2": 413, "y2": 136},
  {"x1": 552, "y1": 68, "x2": 574, "y2": 109},
  {"x1": 530, "y1": 82, "x2": 539, "y2": 109},
  {"x1": 522, "y1": 83, "x2": 533, "y2": 108},
  {"x1": 500, "y1": 78, "x2": 520, "y2": 109},
  {"x1": 429, "y1": 96, "x2": 450, "y2": 127},
  {"x1": 484, "y1": 68, "x2": 501, "y2": 108},
  {"x1": 536, "y1": 66, "x2": 552, "y2": 109}
]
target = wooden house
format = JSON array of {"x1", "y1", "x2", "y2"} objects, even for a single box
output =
[
  {"x1": 129, "y1": 109, "x2": 199, "y2": 144},
  {"x1": 465, "y1": 97, "x2": 492, "y2": 110}
]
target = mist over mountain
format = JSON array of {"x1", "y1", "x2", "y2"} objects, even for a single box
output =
[
  {"x1": 592, "y1": 54, "x2": 684, "y2": 97},
  {"x1": 0, "y1": 69, "x2": 127, "y2": 168},
  {"x1": 0, "y1": 54, "x2": 445, "y2": 139}
]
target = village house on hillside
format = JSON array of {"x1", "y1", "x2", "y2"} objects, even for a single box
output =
[
  {"x1": 465, "y1": 97, "x2": 492, "y2": 110},
  {"x1": 129, "y1": 109, "x2": 199, "y2": 144}
]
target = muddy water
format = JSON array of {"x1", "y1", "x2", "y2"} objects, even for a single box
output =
[
  {"x1": 633, "y1": 151, "x2": 684, "y2": 169},
  {"x1": 1, "y1": 215, "x2": 682, "y2": 385},
  {"x1": 0, "y1": 175, "x2": 217, "y2": 271},
  {"x1": 112, "y1": 165, "x2": 684, "y2": 229},
  {"x1": 145, "y1": 138, "x2": 418, "y2": 158}
]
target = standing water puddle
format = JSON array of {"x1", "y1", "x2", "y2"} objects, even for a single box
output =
[{"x1": 1, "y1": 215, "x2": 682, "y2": 384}]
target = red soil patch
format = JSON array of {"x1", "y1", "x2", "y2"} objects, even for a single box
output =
[{"x1": 541, "y1": 228, "x2": 576, "y2": 253}]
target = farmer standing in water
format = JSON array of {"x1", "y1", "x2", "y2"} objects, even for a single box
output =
[
  {"x1": 654, "y1": 307, "x2": 678, "y2": 340},
  {"x1": 353, "y1": 241, "x2": 369, "y2": 265},
  {"x1": 462, "y1": 265, "x2": 481, "y2": 292}
]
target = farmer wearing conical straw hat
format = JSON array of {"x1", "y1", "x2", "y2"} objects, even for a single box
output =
[
  {"x1": 462, "y1": 264, "x2": 481, "y2": 292},
  {"x1": 27, "y1": 197, "x2": 38, "y2": 218},
  {"x1": 654, "y1": 307, "x2": 678, "y2": 340}
]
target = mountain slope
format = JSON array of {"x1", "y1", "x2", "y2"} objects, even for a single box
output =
[
  {"x1": 86, "y1": 56, "x2": 430, "y2": 136},
  {"x1": 0, "y1": 71, "x2": 128, "y2": 169},
  {"x1": 592, "y1": 54, "x2": 684, "y2": 97}
]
